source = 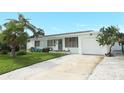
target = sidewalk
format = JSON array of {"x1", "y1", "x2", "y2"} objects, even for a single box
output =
[{"x1": 89, "y1": 56, "x2": 124, "y2": 80}]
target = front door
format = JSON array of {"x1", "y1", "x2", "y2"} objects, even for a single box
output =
[{"x1": 58, "y1": 39, "x2": 63, "y2": 51}]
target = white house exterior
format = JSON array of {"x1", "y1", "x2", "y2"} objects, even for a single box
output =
[{"x1": 27, "y1": 30, "x2": 121, "y2": 55}]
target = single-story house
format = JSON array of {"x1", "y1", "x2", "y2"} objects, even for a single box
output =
[{"x1": 27, "y1": 30, "x2": 121, "y2": 55}]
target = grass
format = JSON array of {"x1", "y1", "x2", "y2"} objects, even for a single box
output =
[{"x1": 0, "y1": 52, "x2": 65, "y2": 75}]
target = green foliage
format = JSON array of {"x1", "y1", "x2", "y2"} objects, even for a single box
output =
[
  {"x1": 0, "y1": 32, "x2": 3, "y2": 43},
  {"x1": 16, "y1": 50, "x2": 27, "y2": 56},
  {"x1": 0, "y1": 14, "x2": 44, "y2": 58},
  {"x1": 0, "y1": 14, "x2": 34, "y2": 58},
  {"x1": 0, "y1": 44, "x2": 11, "y2": 51},
  {"x1": 96, "y1": 26, "x2": 120, "y2": 56},
  {"x1": 118, "y1": 32, "x2": 124, "y2": 41},
  {"x1": 2, "y1": 21, "x2": 28, "y2": 46},
  {"x1": 42, "y1": 48, "x2": 52, "y2": 52},
  {"x1": 0, "y1": 50, "x2": 8, "y2": 54},
  {"x1": 96, "y1": 26, "x2": 120, "y2": 46}
]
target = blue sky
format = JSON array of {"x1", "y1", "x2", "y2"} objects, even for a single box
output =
[{"x1": 0, "y1": 12, "x2": 124, "y2": 35}]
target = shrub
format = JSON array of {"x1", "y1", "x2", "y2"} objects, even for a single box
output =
[
  {"x1": 0, "y1": 50, "x2": 8, "y2": 54},
  {"x1": 16, "y1": 50, "x2": 27, "y2": 56},
  {"x1": 42, "y1": 48, "x2": 52, "y2": 52},
  {"x1": 1, "y1": 44, "x2": 11, "y2": 52},
  {"x1": 30, "y1": 47, "x2": 35, "y2": 52},
  {"x1": 15, "y1": 46, "x2": 19, "y2": 52}
]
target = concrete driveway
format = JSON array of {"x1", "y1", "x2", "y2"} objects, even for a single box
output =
[
  {"x1": 0, "y1": 54, "x2": 103, "y2": 80},
  {"x1": 89, "y1": 56, "x2": 124, "y2": 80}
]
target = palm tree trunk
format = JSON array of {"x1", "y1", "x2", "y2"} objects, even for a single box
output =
[
  {"x1": 10, "y1": 46, "x2": 16, "y2": 58},
  {"x1": 19, "y1": 45, "x2": 22, "y2": 50}
]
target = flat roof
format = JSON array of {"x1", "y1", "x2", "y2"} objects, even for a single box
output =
[
  {"x1": 29, "y1": 30, "x2": 94, "y2": 38},
  {"x1": 45, "y1": 30, "x2": 94, "y2": 37}
]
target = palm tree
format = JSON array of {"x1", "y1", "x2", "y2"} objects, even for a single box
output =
[
  {"x1": 2, "y1": 20, "x2": 26, "y2": 57},
  {"x1": 1, "y1": 14, "x2": 44, "y2": 58},
  {"x1": 18, "y1": 14, "x2": 44, "y2": 37}
]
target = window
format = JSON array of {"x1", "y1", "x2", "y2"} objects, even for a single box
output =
[
  {"x1": 65, "y1": 37, "x2": 78, "y2": 47},
  {"x1": 35, "y1": 41, "x2": 40, "y2": 47},
  {"x1": 47, "y1": 40, "x2": 56, "y2": 46}
]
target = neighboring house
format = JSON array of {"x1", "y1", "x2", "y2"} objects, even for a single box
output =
[{"x1": 27, "y1": 30, "x2": 121, "y2": 55}]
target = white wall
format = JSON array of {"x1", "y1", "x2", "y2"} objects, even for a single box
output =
[
  {"x1": 38, "y1": 37, "x2": 47, "y2": 49},
  {"x1": 46, "y1": 36, "x2": 79, "y2": 53},
  {"x1": 78, "y1": 33, "x2": 108, "y2": 55},
  {"x1": 27, "y1": 31, "x2": 122, "y2": 54},
  {"x1": 27, "y1": 37, "x2": 47, "y2": 50},
  {"x1": 62, "y1": 37, "x2": 79, "y2": 54},
  {"x1": 112, "y1": 42, "x2": 121, "y2": 52},
  {"x1": 27, "y1": 38, "x2": 35, "y2": 50},
  {"x1": 46, "y1": 37, "x2": 60, "y2": 50},
  {"x1": 64, "y1": 47, "x2": 79, "y2": 53},
  {"x1": 47, "y1": 40, "x2": 58, "y2": 50}
]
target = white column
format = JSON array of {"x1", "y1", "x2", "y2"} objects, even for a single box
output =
[
  {"x1": 62, "y1": 38, "x2": 65, "y2": 50},
  {"x1": 78, "y1": 36, "x2": 83, "y2": 54},
  {"x1": 56, "y1": 40, "x2": 58, "y2": 50}
]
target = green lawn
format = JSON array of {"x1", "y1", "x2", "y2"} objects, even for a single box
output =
[{"x1": 0, "y1": 53, "x2": 65, "y2": 75}]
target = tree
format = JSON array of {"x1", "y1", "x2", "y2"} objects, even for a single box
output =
[
  {"x1": 0, "y1": 14, "x2": 44, "y2": 58},
  {"x1": 0, "y1": 33, "x2": 2, "y2": 50},
  {"x1": 1, "y1": 20, "x2": 28, "y2": 58},
  {"x1": 118, "y1": 32, "x2": 124, "y2": 54},
  {"x1": 96, "y1": 26, "x2": 120, "y2": 56},
  {"x1": 0, "y1": 26, "x2": 4, "y2": 51}
]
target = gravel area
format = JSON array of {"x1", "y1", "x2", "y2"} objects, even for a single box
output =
[
  {"x1": 89, "y1": 56, "x2": 124, "y2": 80},
  {"x1": 0, "y1": 54, "x2": 103, "y2": 80}
]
